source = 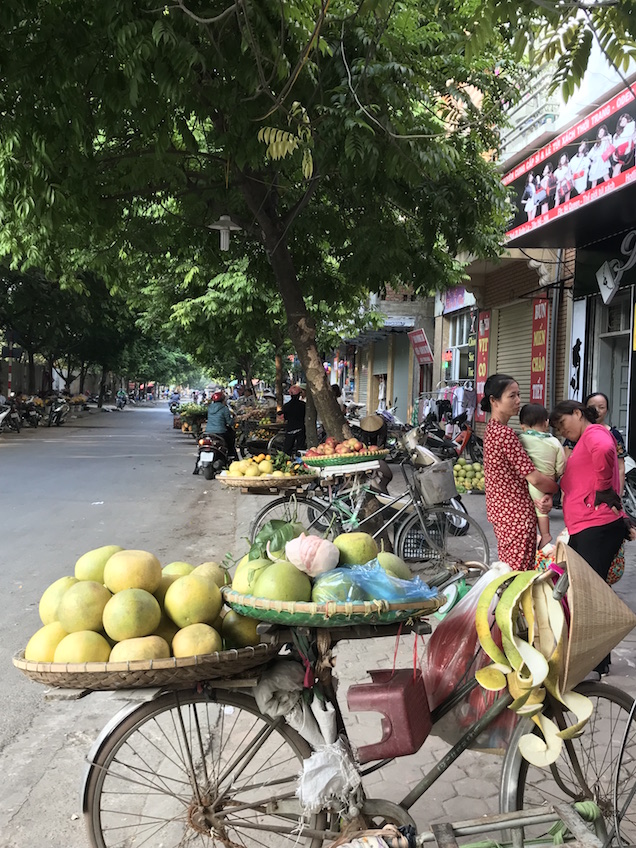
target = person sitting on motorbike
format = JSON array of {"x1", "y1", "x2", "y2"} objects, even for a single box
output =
[
  {"x1": 205, "y1": 390, "x2": 237, "y2": 458},
  {"x1": 116, "y1": 388, "x2": 127, "y2": 408}
]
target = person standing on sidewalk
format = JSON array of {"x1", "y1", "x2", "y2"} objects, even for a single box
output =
[
  {"x1": 283, "y1": 385, "x2": 306, "y2": 456},
  {"x1": 481, "y1": 374, "x2": 559, "y2": 571}
]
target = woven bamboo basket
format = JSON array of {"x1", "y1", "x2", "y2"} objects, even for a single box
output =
[
  {"x1": 219, "y1": 474, "x2": 317, "y2": 491},
  {"x1": 303, "y1": 450, "x2": 389, "y2": 468},
  {"x1": 12, "y1": 643, "x2": 279, "y2": 691},
  {"x1": 222, "y1": 587, "x2": 443, "y2": 628}
]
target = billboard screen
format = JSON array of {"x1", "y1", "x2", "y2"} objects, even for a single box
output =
[{"x1": 504, "y1": 86, "x2": 636, "y2": 246}]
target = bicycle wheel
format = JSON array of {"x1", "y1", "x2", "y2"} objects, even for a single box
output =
[
  {"x1": 84, "y1": 688, "x2": 327, "y2": 848},
  {"x1": 394, "y1": 506, "x2": 490, "y2": 579},
  {"x1": 500, "y1": 682, "x2": 636, "y2": 845},
  {"x1": 248, "y1": 496, "x2": 342, "y2": 543}
]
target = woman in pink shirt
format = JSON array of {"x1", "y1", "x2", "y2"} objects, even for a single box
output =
[{"x1": 549, "y1": 400, "x2": 628, "y2": 676}]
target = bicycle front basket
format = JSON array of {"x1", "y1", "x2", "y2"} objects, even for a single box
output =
[{"x1": 414, "y1": 460, "x2": 458, "y2": 506}]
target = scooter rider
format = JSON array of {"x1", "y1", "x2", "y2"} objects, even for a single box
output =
[{"x1": 205, "y1": 390, "x2": 237, "y2": 459}]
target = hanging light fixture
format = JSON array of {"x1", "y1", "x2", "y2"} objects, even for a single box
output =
[{"x1": 208, "y1": 214, "x2": 242, "y2": 251}]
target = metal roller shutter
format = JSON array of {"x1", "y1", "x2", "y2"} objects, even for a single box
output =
[
  {"x1": 357, "y1": 348, "x2": 368, "y2": 412},
  {"x1": 495, "y1": 302, "x2": 534, "y2": 421},
  {"x1": 373, "y1": 339, "x2": 389, "y2": 375}
]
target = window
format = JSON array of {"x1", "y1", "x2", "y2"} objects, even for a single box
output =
[{"x1": 449, "y1": 312, "x2": 471, "y2": 347}]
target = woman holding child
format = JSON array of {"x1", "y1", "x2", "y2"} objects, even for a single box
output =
[{"x1": 481, "y1": 374, "x2": 559, "y2": 571}]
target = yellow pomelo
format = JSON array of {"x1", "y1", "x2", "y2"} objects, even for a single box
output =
[
  {"x1": 258, "y1": 460, "x2": 274, "y2": 474},
  {"x1": 252, "y1": 560, "x2": 312, "y2": 602},
  {"x1": 25, "y1": 622, "x2": 69, "y2": 662},
  {"x1": 74, "y1": 545, "x2": 124, "y2": 583},
  {"x1": 109, "y1": 635, "x2": 171, "y2": 663},
  {"x1": 231, "y1": 556, "x2": 271, "y2": 594},
  {"x1": 237, "y1": 460, "x2": 251, "y2": 474},
  {"x1": 272, "y1": 470, "x2": 285, "y2": 478},
  {"x1": 163, "y1": 561, "x2": 194, "y2": 576},
  {"x1": 153, "y1": 612, "x2": 180, "y2": 647},
  {"x1": 102, "y1": 588, "x2": 162, "y2": 642},
  {"x1": 54, "y1": 631, "x2": 111, "y2": 663},
  {"x1": 153, "y1": 573, "x2": 181, "y2": 606},
  {"x1": 228, "y1": 461, "x2": 243, "y2": 475},
  {"x1": 39, "y1": 575, "x2": 78, "y2": 625},
  {"x1": 164, "y1": 575, "x2": 223, "y2": 628},
  {"x1": 192, "y1": 562, "x2": 230, "y2": 588},
  {"x1": 103, "y1": 549, "x2": 162, "y2": 594},
  {"x1": 244, "y1": 465, "x2": 260, "y2": 477},
  {"x1": 333, "y1": 532, "x2": 379, "y2": 565},
  {"x1": 172, "y1": 623, "x2": 223, "y2": 658},
  {"x1": 222, "y1": 610, "x2": 260, "y2": 648},
  {"x1": 57, "y1": 581, "x2": 112, "y2": 633}
]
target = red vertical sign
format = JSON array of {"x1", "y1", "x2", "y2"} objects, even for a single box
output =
[
  {"x1": 530, "y1": 299, "x2": 550, "y2": 406},
  {"x1": 474, "y1": 311, "x2": 491, "y2": 423}
]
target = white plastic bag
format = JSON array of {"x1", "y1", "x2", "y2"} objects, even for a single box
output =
[{"x1": 297, "y1": 738, "x2": 361, "y2": 814}]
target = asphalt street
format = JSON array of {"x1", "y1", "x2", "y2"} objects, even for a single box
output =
[{"x1": 1, "y1": 409, "x2": 636, "y2": 847}]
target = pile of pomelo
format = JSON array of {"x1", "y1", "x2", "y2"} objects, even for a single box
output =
[
  {"x1": 453, "y1": 458, "x2": 485, "y2": 493},
  {"x1": 231, "y1": 529, "x2": 416, "y2": 605},
  {"x1": 26, "y1": 546, "x2": 263, "y2": 665}
]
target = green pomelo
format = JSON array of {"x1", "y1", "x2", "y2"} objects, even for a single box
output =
[
  {"x1": 102, "y1": 588, "x2": 162, "y2": 641},
  {"x1": 164, "y1": 575, "x2": 223, "y2": 628},
  {"x1": 109, "y1": 635, "x2": 171, "y2": 662},
  {"x1": 39, "y1": 575, "x2": 78, "y2": 625},
  {"x1": 57, "y1": 581, "x2": 112, "y2": 633},
  {"x1": 192, "y1": 561, "x2": 230, "y2": 588},
  {"x1": 54, "y1": 631, "x2": 111, "y2": 663},
  {"x1": 377, "y1": 551, "x2": 412, "y2": 581},
  {"x1": 221, "y1": 610, "x2": 260, "y2": 648},
  {"x1": 172, "y1": 623, "x2": 222, "y2": 658},
  {"x1": 103, "y1": 550, "x2": 162, "y2": 594},
  {"x1": 252, "y1": 560, "x2": 311, "y2": 602},
  {"x1": 333, "y1": 532, "x2": 379, "y2": 566},
  {"x1": 25, "y1": 622, "x2": 69, "y2": 662},
  {"x1": 231, "y1": 556, "x2": 271, "y2": 594},
  {"x1": 162, "y1": 561, "x2": 194, "y2": 576},
  {"x1": 74, "y1": 545, "x2": 124, "y2": 583},
  {"x1": 311, "y1": 572, "x2": 367, "y2": 603}
]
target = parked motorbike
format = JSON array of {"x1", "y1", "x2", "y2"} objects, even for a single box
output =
[
  {"x1": 47, "y1": 396, "x2": 70, "y2": 427},
  {"x1": 0, "y1": 400, "x2": 21, "y2": 433},
  {"x1": 20, "y1": 398, "x2": 42, "y2": 428},
  {"x1": 420, "y1": 411, "x2": 483, "y2": 464},
  {"x1": 193, "y1": 433, "x2": 229, "y2": 480}
]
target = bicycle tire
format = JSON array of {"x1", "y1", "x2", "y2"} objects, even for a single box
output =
[
  {"x1": 500, "y1": 682, "x2": 636, "y2": 845},
  {"x1": 248, "y1": 496, "x2": 342, "y2": 543},
  {"x1": 83, "y1": 688, "x2": 327, "y2": 848},
  {"x1": 394, "y1": 506, "x2": 490, "y2": 579}
]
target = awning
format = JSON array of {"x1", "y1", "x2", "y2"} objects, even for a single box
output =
[{"x1": 345, "y1": 316, "x2": 416, "y2": 345}]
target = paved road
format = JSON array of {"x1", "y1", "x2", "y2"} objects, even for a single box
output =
[{"x1": 2, "y1": 414, "x2": 636, "y2": 847}]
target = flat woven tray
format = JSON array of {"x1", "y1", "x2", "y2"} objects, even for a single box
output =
[
  {"x1": 12, "y1": 643, "x2": 279, "y2": 691},
  {"x1": 219, "y1": 474, "x2": 317, "y2": 490},
  {"x1": 303, "y1": 450, "x2": 389, "y2": 468},
  {"x1": 222, "y1": 587, "x2": 443, "y2": 628}
]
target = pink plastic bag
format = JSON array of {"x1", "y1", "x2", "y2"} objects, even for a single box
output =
[{"x1": 424, "y1": 565, "x2": 518, "y2": 752}]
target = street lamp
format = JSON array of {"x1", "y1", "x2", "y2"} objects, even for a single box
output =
[{"x1": 208, "y1": 214, "x2": 242, "y2": 251}]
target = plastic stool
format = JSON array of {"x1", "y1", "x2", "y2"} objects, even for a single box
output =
[{"x1": 346, "y1": 669, "x2": 432, "y2": 764}]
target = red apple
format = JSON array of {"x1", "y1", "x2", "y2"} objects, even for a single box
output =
[
  {"x1": 352, "y1": 440, "x2": 363, "y2": 452},
  {"x1": 335, "y1": 444, "x2": 350, "y2": 454}
]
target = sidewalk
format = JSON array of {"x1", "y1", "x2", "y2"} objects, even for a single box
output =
[{"x1": 231, "y1": 485, "x2": 636, "y2": 827}]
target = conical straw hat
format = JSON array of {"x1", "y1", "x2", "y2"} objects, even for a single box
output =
[{"x1": 555, "y1": 541, "x2": 636, "y2": 691}]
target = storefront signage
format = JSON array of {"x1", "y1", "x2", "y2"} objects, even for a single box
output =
[
  {"x1": 442, "y1": 349, "x2": 454, "y2": 362},
  {"x1": 568, "y1": 300, "x2": 586, "y2": 401},
  {"x1": 407, "y1": 328, "x2": 433, "y2": 365},
  {"x1": 530, "y1": 299, "x2": 549, "y2": 405},
  {"x1": 596, "y1": 229, "x2": 636, "y2": 305},
  {"x1": 443, "y1": 287, "x2": 466, "y2": 313},
  {"x1": 466, "y1": 308, "x2": 478, "y2": 381},
  {"x1": 474, "y1": 311, "x2": 491, "y2": 422},
  {"x1": 504, "y1": 86, "x2": 636, "y2": 244}
]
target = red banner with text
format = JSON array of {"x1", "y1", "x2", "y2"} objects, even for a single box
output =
[
  {"x1": 474, "y1": 311, "x2": 491, "y2": 422},
  {"x1": 530, "y1": 299, "x2": 550, "y2": 406}
]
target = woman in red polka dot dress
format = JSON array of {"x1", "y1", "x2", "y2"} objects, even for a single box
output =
[{"x1": 481, "y1": 374, "x2": 559, "y2": 570}]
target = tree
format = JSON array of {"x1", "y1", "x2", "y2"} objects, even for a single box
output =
[{"x1": 2, "y1": 1, "x2": 623, "y2": 433}]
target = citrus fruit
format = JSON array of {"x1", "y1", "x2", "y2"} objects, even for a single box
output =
[
  {"x1": 377, "y1": 551, "x2": 412, "y2": 580},
  {"x1": 258, "y1": 460, "x2": 274, "y2": 474},
  {"x1": 25, "y1": 622, "x2": 69, "y2": 662},
  {"x1": 103, "y1": 550, "x2": 162, "y2": 594},
  {"x1": 57, "y1": 581, "x2": 112, "y2": 633},
  {"x1": 333, "y1": 532, "x2": 379, "y2": 565},
  {"x1": 39, "y1": 575, "x2": 78, "y2": 625},
  {"x1": 252, "y1": 560, "x2": 311, "y2": 602},
  {"x1": 244, "y1": 465, "x2": 260, "y2": 478},
  {"x1": 109, "y1": 635, "x2": 170, "y2": 662},
  {"x1": 164, "y1": 575, "x2": 223, "y2": 628},
  {"x1": 192, "y1": 562, "x2": 230, "y2": 588},
  {"x1": 231, "y1": 555, "x2": 271, "y2": 594},
  {"x1": 172, "y1": 623, "x2": 222, "y2": 658},
  {"x1": 153, "y1": 573, "x2": 181, "y2": 606},
  {"x1": 53, "y1": 631, "x2": 111, "y2": 663},
  {"x1": 74, "y1": 545, "x2": 123, "y2": 583},
  {"x1": 153, "y1": 612, "x2": 180, "y2": 647},
  {"x1": 162, "y1": 561, "x2": 194, "y2": 576},
  {"x1": 221, "y1": 610, "x2": 260, "y2": 648},
  {"x1": 102, "y1": 588, "x2": 162, "y2": 641}
]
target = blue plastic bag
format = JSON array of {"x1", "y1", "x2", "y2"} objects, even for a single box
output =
[{"x1": 311, "y1": 560, "x2": 437, "y2": 604}]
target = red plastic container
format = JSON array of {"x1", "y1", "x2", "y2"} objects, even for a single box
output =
[{"x1": 347, "y1": 669, "x2": 432, "y2": 764}]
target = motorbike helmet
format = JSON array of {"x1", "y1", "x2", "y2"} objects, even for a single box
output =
[{"x1": 211, "y1": 390, "x2": 225, "y2": 402}]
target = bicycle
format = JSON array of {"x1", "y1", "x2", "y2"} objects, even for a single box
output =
[
  {"x1": 248, "y1": 451, "x2": 490, "y2": 581},
  {"x1": 80, "y1": 609, "x2": 636, "y2": 848}
]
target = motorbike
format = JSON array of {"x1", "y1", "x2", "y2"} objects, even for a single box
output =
[
  {"x1": 47, "y1": 395, "x2": 70, "y2": 427},
  {"x1": 20, "y1": 398, "x2": 42, "y2": 428},
  {"x1": 378, "y1": 400, "x2": 409, "y2": 462},
  {"x1": 193, "y1": 433, "x2": 229, "y2": 480},
  {"x1": 169, "y1": 400, "x2": 180, "y2": 415},
  {"x1": 116, "y1": 394, "x2": 127, "y2": 410},
  {"x1": 420, "y1": 411, "x2": 483, "y2": 464},
  {"x1": 0, "y1": 399, "x2": 21, "y2": 433}
]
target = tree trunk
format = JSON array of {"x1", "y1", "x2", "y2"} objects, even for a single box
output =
[
  {"x1": 27, "y1": 349, "x2": 36, "y2": 394},
  {"x1": 304, "y1": 386, "x2": 319, "y2": 447},
  {"x1": 240, "y1": 174, "x2": 350, "y2": 441},
  {"x1": 98, "y1": 365, "x2": 107, "y2": 408},
  {"x1": 275, "y1": 351, "x2": 284, "y2": 412}
]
